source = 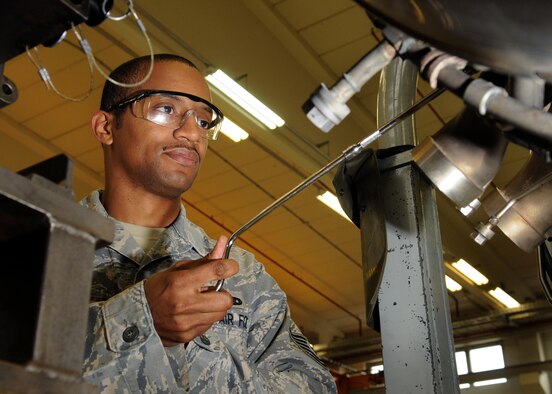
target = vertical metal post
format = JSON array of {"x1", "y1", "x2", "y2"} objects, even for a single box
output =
[
  {"x1": 33, "y1": 222, "x2": 97, "y2": 373},
  {"x1": 376, "y1": 58, "x2": 459, "y2": 393}
]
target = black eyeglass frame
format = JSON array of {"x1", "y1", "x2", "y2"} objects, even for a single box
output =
[{"x1": 106, "y1": 89, "x2": 225, "y2": 130}]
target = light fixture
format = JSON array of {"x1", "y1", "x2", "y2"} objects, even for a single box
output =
[
  {"x1": 206, "y1": 69, "x2": 285, "y2": 130},
  {"x1": 488, "y1": 287, "x2": 520, "y2": 308},
  {"x1": 317, "y1": 191, "x2": 351, "y2": 221},
  {"x1": 473, "y1": 378, "x2": 507, "y2": 387},
  {"x1": 451, "y1": 259, "x2": 489, "y2": 286},
  {"x1": 220, "y1": 117, "x2": 249, "y2": 142},
  {"x1": 445, "y1": 275, "x2": 462, "y2": 292}
]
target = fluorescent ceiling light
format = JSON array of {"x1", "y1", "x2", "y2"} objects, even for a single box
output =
[
  {"x1": 220, "y1": 117, "x2": 249, "y2": 142},
  {"x1": 488, "y1": 287, "x2": 520, "y2": 308},
  {"x1": 452, "y1": 259, "x2": 489, "y2": 286},
  {"x1": 473, "y1": 378, "x2": 507, "y2": 387},
  {"x1": 445, "y1": 275, "x2": 462, "y2": 292},
  {"x1": 317, "y1": 191, "x2": 350, "y2": 222},
  {"x1": 206, "y1": 69, "x2": 284, "y2": 130}
]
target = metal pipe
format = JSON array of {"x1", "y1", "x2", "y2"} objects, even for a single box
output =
[
  {"x1": 513, "y1": 75, "x2": 545, "y2": 108},
  {"x1": 183, "y1": 198, "x2": 363, "y2": 334},
  {"x1": 215, "y1": 86, "x2": 446, "y2": 291},
  {"x1": 438, "y1": 65, "x2": 552, "y2": 144},
  {"x1": 378, "y1": 56, "x2": 419, "y2": 146},
  {"x1": 378, "y1": 57, "x2": 460, "y2": 393},
  {"x1": 209, "y1": 147, "x2": 361, "y2": 268},
  {"x1": 304, "y1": 40, "x2": 398, "y2": 132},
  {"x1": 369, "y1": 30, "x2": 446, "y2": 128}
]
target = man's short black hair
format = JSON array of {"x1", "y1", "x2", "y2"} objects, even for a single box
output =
[{"x1": 100, "y1": 53, "x2": 199, "y2": 111}]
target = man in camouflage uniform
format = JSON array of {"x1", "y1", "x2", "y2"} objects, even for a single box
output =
[{"x1": 81, "y1": 54, "x2": 336, "y2": 393}]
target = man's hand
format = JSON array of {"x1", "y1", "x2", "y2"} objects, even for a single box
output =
[{"x1": 144, "y1": 235, "x2": 239, "y2": 346}]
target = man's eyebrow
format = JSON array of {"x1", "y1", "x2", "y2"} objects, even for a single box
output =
[
  {"x1": 171, "y1": 94, "x2": 214, "y2": 114},
  {"x1": 201, "y1": 104, "x2": 214, "y2": 115}
]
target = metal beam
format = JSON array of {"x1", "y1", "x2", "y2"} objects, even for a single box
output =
[
  {"x1": 0, "y1": 157, "x2": 113, "y2": 393},
  {"x1": 376, "y1": 58, "x2": 459, "y2": 393}
]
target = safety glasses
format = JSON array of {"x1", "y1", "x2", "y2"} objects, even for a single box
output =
[{"x1": 107, "y1": 89, "x2": 224, "y2": 140}]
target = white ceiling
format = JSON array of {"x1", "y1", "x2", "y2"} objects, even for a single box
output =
[{"x1": 1, "y1": 0, "x2": 547, "y2": 369}]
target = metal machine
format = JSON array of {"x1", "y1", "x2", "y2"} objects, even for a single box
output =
[
  {"x1": 301, "y1": 1, "x2": 552, "y2": 392},
  {"x1": 0, "y1": 1, "x2": 114, "y2": 392}
]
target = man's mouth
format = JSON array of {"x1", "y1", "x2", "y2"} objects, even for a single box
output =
[{"x1": 163, "y1": 146, "x2": 199, "y2": 166}]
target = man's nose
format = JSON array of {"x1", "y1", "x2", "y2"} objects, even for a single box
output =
[{"x1": 173, "y1": 110, "x2": 202, "y2": 141}]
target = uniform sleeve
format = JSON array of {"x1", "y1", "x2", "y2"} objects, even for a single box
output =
[
  {"x1": 252, "y1": 305, "x2": 337, "y2": 393},
  {"x1": 239, "y1": 251, "x2": 337, "y2": 393},
  {"x1": 82, "y1": 281, "x2": 185, "y2": 393}
]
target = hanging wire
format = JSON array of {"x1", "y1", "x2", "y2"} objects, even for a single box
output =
[
  {"x1": 84, "y1": 0, "x2": 155, "y2": 88},
  {"x1": 26, "y1": 0, "x2": 155, "y2": 101},
  {"x1": 25, "y1": 34, "x2": 95, "y2": 102}
]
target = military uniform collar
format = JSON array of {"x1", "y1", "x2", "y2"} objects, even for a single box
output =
[{"x1": 81, "y1": 190, "x2": 210, "y2": 267}]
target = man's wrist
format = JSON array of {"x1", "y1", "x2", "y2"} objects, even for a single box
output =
[{"x1": 101, "y1": 281, "x2": 155, "y2": 352}]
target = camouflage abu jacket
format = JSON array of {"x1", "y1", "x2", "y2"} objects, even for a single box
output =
[{"x1": 81, "y1": 190, "x2": 336, "y2": 393}]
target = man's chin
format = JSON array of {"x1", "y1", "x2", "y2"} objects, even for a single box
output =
[{"x1": 153, "y1": 176, "x2": 195, "y2": 199}]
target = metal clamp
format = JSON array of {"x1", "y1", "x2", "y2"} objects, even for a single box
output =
[{"x1": 103, "y1": 0, "x2": 133, "y2": 21}]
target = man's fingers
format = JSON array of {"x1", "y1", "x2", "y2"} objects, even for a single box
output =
[
  {"x1": 156, "y1": 306, "x2": 230, "y2": 331},
  {"x1": 156, "y1": 290, "x2": 234, "y2": 318},
  {"x1": 171, "y1": 258, "x2": 239, "y2": 288},
  {"x1": 154, "y1": 303, "x2": 231, "y2": 344},
  {"x1": 207, "y1": 235, "x2": 228, "y2": 260},
  {"x1": 146, "y1": 236, "x2": 239, "y2": 348},
  {"x1": 172, "y1": 235, "x2": 229, "y2": 271}
]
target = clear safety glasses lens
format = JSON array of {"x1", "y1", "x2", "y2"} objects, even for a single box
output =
[
  {"x1": 133, "y1": 94, "x2": 222, "y2": 140},
  {"x1": 109, "y1": 90, "x2": 224, "y2": 140}
]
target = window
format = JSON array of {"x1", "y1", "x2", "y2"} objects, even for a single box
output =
[
  {"x1": 456, "y1": 343, "x2": 507, "y2": 389},
  {"x1": 456, "y1": 351, "x2": 469, "y2": 375},
  {"x1": 365, "y1": 344, "x2": 506, "y2": 389},
  {"x1": 370, "y1": 364, "x2": 384, "y2": 375},
  {"x1": 470, "y1": 344, "x2": 505, "y2": 372}
]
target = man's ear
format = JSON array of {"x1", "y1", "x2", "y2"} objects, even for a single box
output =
[{"x1": 91, "y1": 110, "x2": 115, "y2": 145}]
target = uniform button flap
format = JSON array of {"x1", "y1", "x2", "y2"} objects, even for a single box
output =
[
  {"x1": 199, "y1": 335, "x2": 210, "y2": 345},
  {"x1": 122, "y1": 325, "x2": 139, "y2": 343}
]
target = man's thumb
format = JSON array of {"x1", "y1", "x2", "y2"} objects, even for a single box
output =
[{"x1": 208, "y1": 235, "x2": 228, "y2": 260}]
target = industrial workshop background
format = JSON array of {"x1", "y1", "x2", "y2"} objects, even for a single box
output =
[{"x1": 1, "y1": 0, "x2": 552, "y2": 393}]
